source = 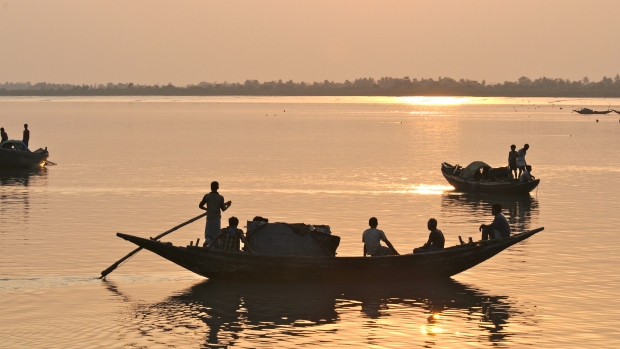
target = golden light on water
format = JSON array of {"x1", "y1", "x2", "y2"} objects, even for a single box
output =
[
  {"x1": 420, "y1": 325, "x2": 444, "y2": 335},
  {"x1": 405, "y1": 184, "x2": 454, "y2": 195},
  {"x1": 397, "y1": 96, "x2": 470, "y2": 105}
]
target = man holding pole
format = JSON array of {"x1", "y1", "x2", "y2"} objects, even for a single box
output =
[{"x1": 199, "y1": 181, "x2": 232, "y2": 246}]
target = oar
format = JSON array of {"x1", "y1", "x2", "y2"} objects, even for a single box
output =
[{"x1": 99, "y1": 212, "x2": 207, "y2": 279}]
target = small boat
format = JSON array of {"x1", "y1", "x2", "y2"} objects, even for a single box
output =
[
  {"x1": 0, "y1": 140, "x2": 49, "y2": 169},
  {"x1": 572, "y1": 108, "x2": 612, "y2": 115},
  {"x1": 116, "y1": 227, "x2": 543, "y2": 281},
  {"x1": 441, "y1": 162, "x2": 540, "y2": 195}
]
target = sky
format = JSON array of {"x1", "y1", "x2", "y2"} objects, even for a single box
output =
[{"x1": 1, "y1": 0, "x2": 619, "y2": 85}]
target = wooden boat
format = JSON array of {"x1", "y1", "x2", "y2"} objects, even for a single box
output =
[
  {"x1": 116, "y1": 227, "x2": 543, "y2": 281},
  {"x1": 0, "y1": 140, "x2": 49, "y2": 169},
  {"x1": 572, "y1": 108, "x2": 612, "y2": 115},
  {"x1": 442, "y1": 162, "x2": 539, "y2": 195}
]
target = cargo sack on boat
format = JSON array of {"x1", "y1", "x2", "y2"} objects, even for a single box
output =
[
  {"x1": 458, "y1": 161, "x2": 491, "y2": 181},
  {"x1": 246, "y1": 221, "x2": 340, "y2": 256},
  {"x1": 488, "y1": 167, "x2": 510, "y2": 181}
]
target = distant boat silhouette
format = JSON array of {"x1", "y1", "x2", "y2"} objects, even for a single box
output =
[
  {"x1": 572, "y1": 107, "x2": 612, "y2": 115},
  {"x1": 441, "y1": 162, "x2": 539, "y2": 195}
]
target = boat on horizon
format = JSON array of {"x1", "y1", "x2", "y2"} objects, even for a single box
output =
[
  {"x1": 442, "y1": 162, "x2": 540, "y2": 195},
  {"x1": 116, "y1": 227, "x2": 543, "y2": 282},
  {"x1": 572, "y1": 107, "x2": 612, "y2": 115},
  {"x1": 0, "y1": 140, "x2": 49, "y2": 169}
]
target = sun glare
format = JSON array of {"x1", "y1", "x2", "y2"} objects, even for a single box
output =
[
  {"x1": 397, "y1": 96, "x2": 470, "y2": 105},
  {"x1": 406, "y1": 184, "x2": 454, "y2": 195}
]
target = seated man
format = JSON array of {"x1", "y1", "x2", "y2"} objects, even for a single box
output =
[
  {"x1": 413, "y1": 218, "x2": 445, "y2": 254},
  {"x1": 479, "y1": 203, "x2": 511, "y2": 240},
  {"x1": 363, "y1": 217, "x2": 399, "y2": 257},
  {"x1": 205, "y1": 216, "x2": 253, "y2": 252},
  {"x1": 519, "y1": 165, "x2": 535, "y2": 182}
]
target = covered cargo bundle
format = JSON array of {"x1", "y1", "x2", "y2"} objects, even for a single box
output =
[{"x1": 246, "y1": 221, "x2": 340, "y2": 257}]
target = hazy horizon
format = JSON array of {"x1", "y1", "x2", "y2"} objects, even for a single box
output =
[{"x1": 2, "y1": 0, "x2": 620, "y2": 85}]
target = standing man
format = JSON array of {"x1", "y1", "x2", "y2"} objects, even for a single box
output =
[
  {"x1": 199, "y1": 181, "x2": 232, "y2": 246},
  {"x1": 516, "y1": 144, "x2": 529, "y2": 178},
  {"x1": 508, "y1": 144, "x2": 518, "y2": 179},
  {"x1": 362, "y1": 217, "x2": 399, "y2": 257},
  {"x1": 0, "y1": 127, "x2": 8, "y2": 143},
  {"x1": 22, "y1": 124, "x2": 30, "y2": 146},
  {"x1": 479, "y1": 203, "x2": 511, "y2": 240}
]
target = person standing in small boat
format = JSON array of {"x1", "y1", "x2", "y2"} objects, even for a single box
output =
[
  {"x1": 0, "y1": 127, "x2": 8, "y2": 143},
  {"x1": 199, "y1": 181, "x2": 232, "y2": 246},
  {"x1": 363, "y1": 217, "x2": 400, "y2": 257},
  {"x1": 516, "y1": 144, "x2": 529, "y2": 178},
  {"x1": 479, "y1": 203, "x2": 511, "y2": 240},
  {"x1": 22, "y1": 124, "x2": 30, "y2": 146},
  {"x1": 508, "y1": 144, "x2": 518, "y2": 179},
  {"x1": 413, "y1": 218, "x2": 445, "y2": 254},
  {"x1": 205, "y1": 216, "x2": 253, "y2": 252}
]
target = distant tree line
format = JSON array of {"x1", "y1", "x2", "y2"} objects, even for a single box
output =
[{"x1": 2, "y1": 75, "x2": 620, "y2": 97}]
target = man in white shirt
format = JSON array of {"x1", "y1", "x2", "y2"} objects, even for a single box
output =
[
  {"x1": 516, "y1": 144, "x2": 530, "y2": 178},
  {"x1": 362, "y1": 217, "x2": 399, "y2": 257}
]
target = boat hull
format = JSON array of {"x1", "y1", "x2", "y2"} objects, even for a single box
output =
[
  {"x1": 117, "y1": 228, "x2": 543, "y2": 281},
  {"x1": 442, "y1": 172, "x2": 540, "y2": 194},
  {"x1": 0, "y1": 149, "x2": 49, "y2": 169}
]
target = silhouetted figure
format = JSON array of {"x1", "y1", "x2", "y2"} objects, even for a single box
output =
[
  {"x1": 508, "y1": 144, "x2": 518, "y2": 179},
  {"x1": 206, "y1": 216, "x2": 253, "y2": 252},
  {"x1": 516, "y1": 144, "x2": 529, "y2": 178},
  {"x1": 362, "y1": 217, "x2": 399, "y2": 257},
  {"x1": 199, "y1": 181, "x2": 232, "y2": 246},
  {"x1": 22, "y1": 124, "x2": 29, "y2": 146},
  {"x1": 519, "y1": 165, "x2": 535, "y2": 182},
  {"x1": 479, "y1": 204, "x2": 511, "y2": 240},
  {"x1": 0, "y1": 127, "x2": 7, "y2": 143},
  {"x1": 413, "y1": 218, "x2": 445, "y2": 254}
]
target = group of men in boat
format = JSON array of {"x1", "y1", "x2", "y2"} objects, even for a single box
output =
[
  {"x1": 508, "y1": 143, "x2": 532, "y2": 181},
  {"x1": 361, "y1": 203, "x2": 510, "y2": 256},
  {"x1": 199, "y1": 180, "x2": 511, "y2": 256},
  {"x1": 0, "y1": 124, "x2": 30, "y2": 147}
]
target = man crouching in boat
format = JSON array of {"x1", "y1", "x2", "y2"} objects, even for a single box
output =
[
  {"x1": 363, "y1": 217, "x2": 400, "y2": 257},
  {"x1": 479, "y1": 203, "x2": 511, "y2": 240},
  {"x1": 413, "y1": 218, "x2": 445, "y2": 254},
  {"x1": 205, "y1": 216, "x2": 253, "y2": 252}
]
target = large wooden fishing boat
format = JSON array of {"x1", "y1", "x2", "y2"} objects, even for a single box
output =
[
  {"x1": 442, "y1": 162, "x2": 539, "y2": 195},
  {"x1": 0, "y1": 140, "x2": 49, "y2": 169},
  {"x1": 116, "y1": 227, "x2": 543, "y2": 281}
]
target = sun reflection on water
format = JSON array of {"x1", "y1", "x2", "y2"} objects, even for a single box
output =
[
  {"x1": 399, "y1": 184, "x2": 454, "y2": 195},
  {"x1": 397, "y1": 96, "x2": 470, "y2": 105}
]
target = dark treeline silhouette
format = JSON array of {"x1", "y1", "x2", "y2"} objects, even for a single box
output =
[{"x1": 2, "y1": 75, "x2": 620, "y2": 97}]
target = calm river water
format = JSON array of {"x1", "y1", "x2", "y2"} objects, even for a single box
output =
[{"x1": 1, "y1": 96, "x2": 619, "y2": 348}]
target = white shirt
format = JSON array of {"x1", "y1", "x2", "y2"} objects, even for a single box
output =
[
  {"x1": 362, "y1": 228, "x2": 387, "y2": 256},
  {"x1": 516, "y1": 148, "x2": 527, "y2": 167}
]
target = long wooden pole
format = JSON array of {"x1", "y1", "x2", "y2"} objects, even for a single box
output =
[{"x1": 99, "y1": 212, "x2": 207, "y2": 279}]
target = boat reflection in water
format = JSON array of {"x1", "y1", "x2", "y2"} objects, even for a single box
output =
[
  {"x1": 0, "y1": 166, "x2": 48, "y2": 187},
  {"x1": 0, "y1": 167, "x2": 48, "y2": 222},
  {"x1": 441, "y1": 193, "x2": 539, "y2": 233},
  {"x1": 109, "y1": 279, "x2": 538, "y2": 347}
]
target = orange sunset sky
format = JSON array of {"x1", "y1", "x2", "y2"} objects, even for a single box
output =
[{"x1": 1, "y1": 0, "x2": 619, "y2": 85}]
